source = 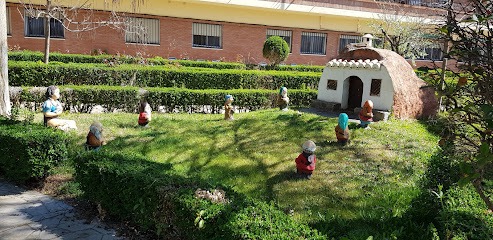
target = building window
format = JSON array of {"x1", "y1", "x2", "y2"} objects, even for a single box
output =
[
  {"x1": 24, "y1": 10, "x2": 64, "y2": 38},
  {"x1": 417, "y1": 45, "x2": 443, "y2": 60},
  {"x1": 267, "y1": 29, "x2": 292, "y2": 52},
  {"x1": 6, "y1": 7, "x2": 11, "y2": 35},
  {"x1": 301, "y1": 32, "x2": 326, "y2": 55},
  {"x1": 339, "y1": 35, "x2": 361, "y2": 52},
  {"x1": 327, "y1": 80, "x2": 337, "y2": 90},
  {"x1": 125, "y1": 17, "x2": 160, "y2": 45},
  {"x1": 370, "y1": 79, "x2": 382, "y2": 96},
  {"x1": 193, "y1": 23, "x2": 222, "y2": 49}
]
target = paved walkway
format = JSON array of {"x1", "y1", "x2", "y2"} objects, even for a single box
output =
[{"x1": 0, "y1": 179, "x2": 121, "y2": 240}]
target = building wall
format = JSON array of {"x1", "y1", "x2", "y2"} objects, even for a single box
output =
[
  {"x1": 5, "y1": 0, "x2": 446, "y2": 67},
  {"x1": 6, "y1": 3, "x2": 352, "y2": 65}
]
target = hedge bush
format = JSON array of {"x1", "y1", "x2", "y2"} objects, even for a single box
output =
[
  {"x1": 12, "y1": 85, "x2": 317, "y2": 113},
  {"x1": 437, "y1": 185, "x2": 493, "y2": 239},
  {"x1": 8, "y1": 50, "x2": 246, "y2": 69},
  {"x1": 8, "y1": 50, "x2": 325, "y2": 72},
  {"x1": 0, "y1": 119, "x2": 69, "y2": 183},
  {"x1": 8, "y1": 61, "x2": 320, "y2": 90},
  {"x1": 74, "y1": 151, "x2": 326, "y2": 239}
]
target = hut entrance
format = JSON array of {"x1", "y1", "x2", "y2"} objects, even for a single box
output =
[{"x1": 347, "y1": 76, "x2": 363, "y2": 109}]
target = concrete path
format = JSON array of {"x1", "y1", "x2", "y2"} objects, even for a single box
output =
[{"x1": 0, "y1": 179, "x2": 121, "y2": 240}]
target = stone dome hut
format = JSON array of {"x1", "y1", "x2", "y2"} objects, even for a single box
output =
[{"x1": 315, "y1": 47, "x2": 438, "y2": 119}]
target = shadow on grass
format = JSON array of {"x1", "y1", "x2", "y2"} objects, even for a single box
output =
[{"x1": 97, "y1": 110, "x2": 453, "y2": 238}]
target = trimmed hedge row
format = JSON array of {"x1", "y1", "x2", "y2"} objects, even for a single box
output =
[
  {"x1": 256, "y1": 64, "x2": 325, "y2": 72},
  {"x1": 8, "y1": 51, "x2": 246, "y2": 70},
  {"x1": 11, "y1": 85, "x2": 317, "y2": 113},
  {"x1": 8, "y1": 51, "x2": 325, "y2": 72},
  {"x1": 0, "y1": 119, "x2": 69, "y2": 183},
  {"x1": 74, "y1": 151, "x2": 326, "y2": 239},
  {"x1": 8, "y1": 61, "x2": 321, "y2": 90}
]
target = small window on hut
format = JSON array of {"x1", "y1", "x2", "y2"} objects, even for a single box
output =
[
  {"x1": 327, "y1": 80, "x2": 337, "y2": 90},
  {"x1": 370, "y1": 79, "x2": 381, "y2": 96}
]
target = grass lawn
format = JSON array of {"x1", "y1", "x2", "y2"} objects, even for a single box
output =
[{"x1": 39, "y1": 109, "x2": 439, "y2": 236}]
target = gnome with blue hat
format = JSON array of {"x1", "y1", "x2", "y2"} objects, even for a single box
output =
[
  {"x1": 224, "y1": 94, "x2": 234, "y2": 120},
  {"x1": 335, "y1": 113, "x2": 350, "y2": 145},
  {"x1": 277, "y1": 86, "x2": 289, "y2": 111}
]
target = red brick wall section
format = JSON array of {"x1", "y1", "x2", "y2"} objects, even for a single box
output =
[{"x1": 5, "y1": 2, "x2": 439, "y2": 67}]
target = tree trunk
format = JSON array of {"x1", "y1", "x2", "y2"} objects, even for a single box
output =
[
  {"x1": 43, "y1": 0, "x2": 51, "y2": 64},
  {"x1": 0, "y1": 0, "x2": 11, "y2": 117}
]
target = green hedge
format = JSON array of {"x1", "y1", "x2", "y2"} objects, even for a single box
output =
[
  {"x1": 8, "y1": 61, "x2": 321, "y2": 90},
  {"x1": 74, "y1": 151, "x2": 326, "y2": 239},
  {"x1": 8, "y1": 50, "x2": 246, "y2": 69},
  {"x1": 0, "y1": 119, "x2": 69, "y2": 183},
  {"x1": 8, "y1": 50, "x2": 325, "y2": 72},
  {"x1": 12, "y1": 85, "x2": 317, "y2": 113}
]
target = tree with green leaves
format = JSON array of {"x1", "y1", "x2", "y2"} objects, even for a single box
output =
[
  {"x1": 434, "y1": 0, "x2": 493, "y2": 211},
  {"x1": 262, "y1": 36, "x2": 290, "y2": 66}
]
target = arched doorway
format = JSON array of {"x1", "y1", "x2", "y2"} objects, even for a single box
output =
[{"x1": 347, "y1": 76, "x2": 363, "y2": 109}]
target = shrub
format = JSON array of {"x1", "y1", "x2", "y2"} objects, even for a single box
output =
[
  {"x1": 263, "y1": 36, "x2": 290, "y2": 66},
  {"x1": 8, "y1": 61, "x2": 321, "y2": 90},
  {"x1": 438, "y1": 185, "x2": 493, "y2": 240},
  {"x1": 0, "y1": 119, "x2": 69, "y2": 183},
  {"x1": 74, "y1": 151, "x2": 326, "y2": 239},
  {"x1": 15, "y1": 86, "x2": 317, "y2": 113},
  {"x1": 8, "y1": 50, "x2": 245, "y2": 69}
]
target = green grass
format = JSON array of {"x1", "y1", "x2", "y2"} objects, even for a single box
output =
[{"x1": 40, "y1": 109, "x2": 439, "y2": 236}]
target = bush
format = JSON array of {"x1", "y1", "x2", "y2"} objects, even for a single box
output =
[
  {"x1": 438, "y1": 185, "x2": 493, "y2": 240},
  {"x1": 8, "y1": 61, "x2": 321, "y2": 90},
  {"x1": 0, "y1": 119, "x2": 69, "y2": 183},
  {"x1": 263, "y1": 36, "x2": 290, "y2": 66},
  {"x1": 8, "y1": 50, "x2": 246, "y2": 69},
  {"x1": 74, "y1": 151, "x2": 326, "y2": 239},
  {"x1": 14, "y1": 86, "x2": 317, "y2": 113}
]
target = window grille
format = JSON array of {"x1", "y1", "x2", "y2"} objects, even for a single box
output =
[
  {"x1": 301, "y1": 32, "x2": 326, "y2": 55},
  {"x1": 370, "y1": 79, "x2": 382, "y2": 96},
  {"x1": 125, "y1": 17, "x2": 160, "y2": 44},
  {"x1": 24, "y1": 9, "x2": 64, "y2": 38},
  {"x1": 327, "y1": 80, "x2": 337, "y2": 90},
  {"x1": 193, "y1": 23, "x2": 222, "y2": 49},
  {"x1": 267, "y1": 29, "x2": 292, "y2": 52},
  {"x1": 339, "y1": 35, "x2": 361, "y2": 52},
  {"x1": 417, "y1": 45, "x2": 443, "y2": 60}
]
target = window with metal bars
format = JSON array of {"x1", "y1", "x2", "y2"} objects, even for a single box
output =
[
  {"x1": 339, "y1": 35, "x2": 361, "y2": 52},
  {"x1": 370, "y1": 79, "x2": 382, "y2": 96},
  {"x1": 267, "y1": 29, "x2": 292, "y2": 52},
  {"x1": 193, "y1": 23, "x2": 222, "y2": 49},
  {"x1": 125, "y1": 17, "x2": 160, "y2": 45},
  {"x1": 301, "y1": 32, "x2": 326, "y2": 55},
  {"x1": 6, "y1": 7, "x2": 11, "y2": 35},
  {"x1": 417, "y1": 45, "x2": 443, "y2": 60},
  {"x1": 24, "y1": 10, "x2": 64, "y2": 38},
  {"x1": 327, "y1": 80, "x2": 337, "y2": 90}
]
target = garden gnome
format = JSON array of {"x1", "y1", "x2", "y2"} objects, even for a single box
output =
[
  {"x1": 277, "y1": 86, "x2": 289, "y2": 111},
  {"x1": 86, "y1": 121, "x2": 105, "y2": 151},
  {"x1": 42, "y1": 85, "x2": 77, "y2": 131},
  {"x1": 295, "y1": 140, "x2": 317, "y2": 179},
  {"x1": 138, "y1": 99, "x2": 152, "y2": 127},
  {"x1": 359, "y1": 100, "x2": 374, "y2": 129},
  {"x1": 224, "y1": 94, "x2": 234, "y2": 120},
  {"x1": 335, "y1": 113, "x2": 350, "y2": 145}
]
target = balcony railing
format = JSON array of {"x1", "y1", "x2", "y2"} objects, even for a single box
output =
[{"x1": 374, "y1": 0, "x2": 449, "y2": 8}]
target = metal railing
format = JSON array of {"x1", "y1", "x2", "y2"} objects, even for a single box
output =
[{"x1": 374, "y1": 0, "x2": 448, "y2": 8}]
